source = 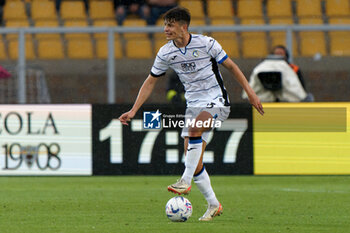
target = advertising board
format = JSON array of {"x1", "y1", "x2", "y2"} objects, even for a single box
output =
[
  {"x1": 92, "y1": 104, "x2": 253, "y2": 175},
  {"x1": 254, "y1": 103, "x2": 350, "y2": 174},
  {"x1": 0, "y1": 105, "x2": 92, "y2": 175}
]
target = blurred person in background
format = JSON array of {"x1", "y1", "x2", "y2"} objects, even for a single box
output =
[
  {"x1": 273, "y1": 45, "x2": 307, "y2": 91},
  {"x1": 147, "y1": 0, "x2": 178, "y2": 25},
  {"x1": 166, "y1": 70, "x2": 185, "y2": 105},
  {"x1": 114, "y1": 0, "x2": 150, "y2": 25},
  {"x1": 273, "y1": 45, "x2": 314, "y2": 102},
  {"x1": 0, "y1": 65, "x2": 11, "y2": 79},
  {"x1": 242, "y1": 45, "x2": 314, "y2": 102},
  {"x1": 0, "y1": 0, "x2": 5, "y2": 24}
]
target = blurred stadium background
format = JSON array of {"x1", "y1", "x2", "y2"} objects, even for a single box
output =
[{"x1": 0, "y1": 0, "x2": 349, "y2": 104}]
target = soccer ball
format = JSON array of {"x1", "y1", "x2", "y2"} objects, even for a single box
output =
[{"x1": 165, "y1": 196, "x2": 192, "y2": 222}]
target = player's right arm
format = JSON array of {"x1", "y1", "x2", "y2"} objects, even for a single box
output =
[{"x1": 118, "y1": 74, "x2": 159, "y2": 125}]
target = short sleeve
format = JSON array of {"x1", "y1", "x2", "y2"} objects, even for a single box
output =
[
  {"x1": 207, "y1": 36, "x2": 228, "y2": 64},
  {"x1": 150, "y1": 52, "x2": 169, "y2": 77}
]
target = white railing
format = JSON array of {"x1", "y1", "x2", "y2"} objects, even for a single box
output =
[{"x1": 1, "y1": 24, "x2": 350, "y2": 103}]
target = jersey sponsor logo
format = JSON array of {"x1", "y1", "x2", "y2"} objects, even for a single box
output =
[
  {"x1": 192, "y1": 50, "x2": 199, "y2": 57},
  {"x1": 171, "y1": 55, "x2": 177, "y2": 61},
  {"x1": 181, "y1": 62, "x2": 196, "y2": 72}
]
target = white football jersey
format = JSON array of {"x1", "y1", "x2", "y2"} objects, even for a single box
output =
[{"x1": 151, "y1": 34, "x2": 230, "y2": 107}]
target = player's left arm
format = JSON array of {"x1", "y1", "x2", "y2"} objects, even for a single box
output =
[
  {"x1": 119, "y1": 74, "x2": 159, "y2": 125},
  {"x1": 221, "y1": 57, "x2": 264, "y2": 115}
]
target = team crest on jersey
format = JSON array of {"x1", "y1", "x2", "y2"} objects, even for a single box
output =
[{"x1": 192, "y1": 50, "x2": 199, "y2": 57}]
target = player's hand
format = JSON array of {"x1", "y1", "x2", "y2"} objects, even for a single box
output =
[
  {"x1": 118, "y1": 110, "x2": 136, "y2": 126},
  {"x1": 248, "y1": 93, "x2": 264, "y2": 115}
]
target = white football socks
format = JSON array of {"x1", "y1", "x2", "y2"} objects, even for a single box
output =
[
  {"x1": 181, "y1": 137, "x2": 203, "y2": 185},
  {"x1": 194, "y1": 167, "x2": 220, "y2": 207}
]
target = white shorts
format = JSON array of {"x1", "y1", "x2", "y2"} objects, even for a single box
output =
[{"x1": 181, "y1": 99, "x2": 230, "y2": 142}]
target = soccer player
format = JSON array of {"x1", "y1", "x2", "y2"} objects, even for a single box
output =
[{"x1": 119, "y1": 7, "x2": 264, "y2": 221}]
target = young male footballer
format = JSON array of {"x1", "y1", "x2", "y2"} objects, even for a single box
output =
[{"x1": 119, "y1": 7, "x2": 264, "y2": 221}]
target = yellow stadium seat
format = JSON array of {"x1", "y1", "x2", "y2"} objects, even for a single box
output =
[
  {"x1": 31, "y1": 1, "x2": 58, "y2": 20},
  {"x1": 60, "y1": 1, "x2": 87, "y2": 20},
  {"x1": 179, "y1": 0, "x2": 205, "y2": 18},
  {"x1": 237, "y1": 0, "x2": 263, "y2": 18},
  {"x1": 126, "y1": 38, "x2": 153, "y2": 58},
  {"x1": 5, "y1": 20, "x2": 31, "y2": 39},
  {"x1": 35, "y1": 20, "x2": 60, "y2": 39},
  {"x1": 153, "y1": 18, "x2": 167, "y2": 53},
  {"x1": 190, "y1": 18, "x2": 206, "y2": 26},
  {"x1": 64, "y1": 20, "x2": 89, "y2": 39},
  {"x1": 6, "y1": 19, "x2": 30, "y2": 27},
  {"x1": 240, "y1": 18, "x2": 268, "y2": 58},
  {"x1": 37, "y1": 40, "x2": 65, "y2": 59},
  {"x1": 298, "y1": 17, "x2": 326, "y2": 56},
  {"x1": 207, "y1": 0, "x2": 234, "y2": 19},
  {"x1": 269, "y1": 17, "x2": 294, "y2": 25},
  {"x1": 211, "y1": 18, "x2": 239, "y2": 58},
  {"x1": 326, "y1": 0, "x2": 350, "y2": 17},
  {"x1": 64, "y1": 20, "x2": 93, "y2": 59},
  {"x1": 154, "y1": 18, "x2": 166, "y2": 38},
  {"x1": 188, "y1": 18, "x2": 207, "y2": 34},
  {"x1": 93, "y1": 19, "x2": 118, "y2": 39},
  {"x1": 267, "y1": 0, "x2": 293, "y2": 18},
  {"x1": 123, "y1": 18, "x2": 152, "y2": 58},
  {"x1": 328, "y1": 16, "x2": 350, "y2": 24},
  {"x1": 0, "y1": 40, "x2": 7, "y2": 60},
  {"x1": 269, "y1": 17, "x2": 298, "y2": 55},
  {"x1": 211, "y1": 18, "x2": 234, "y2": 26},
  {"x1": 328, "y1": 17, "x2": 350, "y2": 56},
  {"x1": 295, "y1": 0, "x2": 322, "y2": 17},
  {"x1": 89, "y1": 0, "x2": 115, "y2": 20},
  {"x1": 35, "y1": 20, "x2": 64, "y2": 59},
  {"x1": 6, "y1": 20, "x2": 34, "y2": 60},
  {"x1": 299, "y1": 16, "x2": 324, "y2": 24},
  {"x1": 95, "y1": 39, "x2": 123, "y2": 59},
  {"x1": 123, "y1": 18, "x2": 148, "y2": 27},
  {"x1": 122, "y1": 18, "x2": 148, "y2": 39},
  {"x1": 154, "y1": 37, "x2": 168, "y2": 54},
  {"x1": 32, "y1": 0, "x2": 52, "y2": 1},
  {"x1": 211, "y1": 18, "x2": 235, "y2": 27},
  {"x1": 66, "y1": 40, "x2": 94, "y2": 59},
  {"x1": 3, "y1": 1, "x2": 27, "y2": 20},
  {"x1": 8, "y1": 40, "x2": 35, "y2": 60},
  {"x1": 93, "y1": 20, "x2": 122, "y2": 59}
]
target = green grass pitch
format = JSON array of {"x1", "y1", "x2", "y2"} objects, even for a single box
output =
[{"x1": 0, "y1": 176, "x2": 349, "y2": 233}]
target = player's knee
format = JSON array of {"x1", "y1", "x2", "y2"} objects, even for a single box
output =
[{"x1": 188, "y1": 126, "x2": 202, "y2": 137}]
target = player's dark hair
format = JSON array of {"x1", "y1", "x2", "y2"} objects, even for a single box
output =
[
  {"x1": 273, "y1": 45, "x2": 290, "y2": 61},
  {"x1": 163, "y1": 6, "x2": 191, "y2": 26}
]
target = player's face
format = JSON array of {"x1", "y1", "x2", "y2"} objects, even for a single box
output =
[{"x1": 164, "y1": 20, "x2": 187, "y2": 40}]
